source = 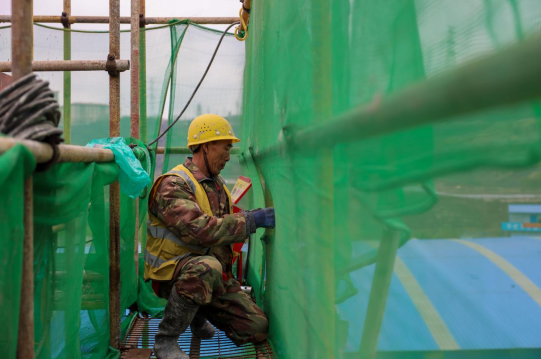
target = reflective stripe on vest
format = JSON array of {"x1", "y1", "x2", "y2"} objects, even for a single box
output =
[
  {"x1": 168, "y1": 169, "x2": 198, "y2": 197},
  {"x1": 144, "y1": 249, "x2": 165, "y2": 268},
  {"x1": 146, "y1": 220, "x2": 209, "y2": 254},
  {"x1": 144, "y1": 248, "x2": 190, "y2": 269}
]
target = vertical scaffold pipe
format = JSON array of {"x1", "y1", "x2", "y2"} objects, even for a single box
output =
[
  {"x1": 109, "y1": 0, "x2": 122, "y2": 350},
  {"x1": 131, "y1": 0, "x2": 141, "y2": 283},
  {"x1": 309, "y1": 0, "x2": 335, "y2": 356},
  {"x1": 139, "y1": 0, "x2": 147, "y2": 143},
  {"x1": 12, "y1": 0, "x2": 34, "y2": 358},
  {"x1": 131, "y1": 0, "x2": 140, "y2": 139},
  {"x1": 63, "y1": 0, "x2": 72, "y2": 144},
  {"x1": 62, "y1": 1, "x2": 74, "y2": 350},
  {"x1": 359, "y1": 231, "x2": 401, "y2": 359}
]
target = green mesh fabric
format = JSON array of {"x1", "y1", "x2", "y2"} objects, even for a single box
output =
[
  {"x1": 4, "y1": 1, "x2": 541, "y2": 358},
  {"x1": 241, "y1": 0, "x2": 541, "y2": 357},
  {"x1": 0, "y1": 143, "x2": 35, "y2": 359}
]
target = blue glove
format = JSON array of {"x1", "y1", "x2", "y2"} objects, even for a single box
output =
[{"x1": 251, "y1": 207, "x2": 275, "y2": 229}]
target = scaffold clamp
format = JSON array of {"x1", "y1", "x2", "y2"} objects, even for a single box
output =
[{"x1": 106, "y1": 54, "x2": 118, "y2": 77}]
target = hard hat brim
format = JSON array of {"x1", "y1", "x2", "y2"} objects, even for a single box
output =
[{"x1": 188, "y1": 135, "x2": 241, "y2": 147}]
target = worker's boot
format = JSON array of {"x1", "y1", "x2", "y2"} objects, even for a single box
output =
[
  {"x1": 154, "y1": 290, "x2": 198, "y2": 359},
  {"x1": 190, "y1": 313, "x2": 215, "y2": 339}
]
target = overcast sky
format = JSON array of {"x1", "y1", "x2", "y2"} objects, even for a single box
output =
[{"x1": 1, "y1": 0, "x2": 241, "y2": 31}]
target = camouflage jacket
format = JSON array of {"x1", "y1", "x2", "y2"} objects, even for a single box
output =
[{"x1": 150, "y1": 158, "x2": 248, "y2": 271}]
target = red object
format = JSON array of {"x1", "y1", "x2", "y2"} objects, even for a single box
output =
[
  {"x1": 230, "y1": 176, "x2": 252, "y2": 204},
  {"x1": 222, "y1": 272, "x2": 228, "y2": 282},
  {"x1": 236, "y1": 252, "x2": 243, "y2": 282},
  {"x1": 0, "y1": 73, "x2": 13, "y2": 91},
  {"x1": 231, "y1": 175, "x2": 252, "y2": 268},
  {"x1": 151, "y1": 281, "x2": 161, "y2": 297}
]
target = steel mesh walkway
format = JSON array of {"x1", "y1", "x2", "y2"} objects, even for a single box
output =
[{"x1": 121, "y1": 316, "x2": 273, "y2": 359}]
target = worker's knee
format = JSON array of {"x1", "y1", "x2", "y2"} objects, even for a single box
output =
[
  {"x1": 196, "y1": 256, "x2": 223, "y2": 274},
  {"x1": 231, "y1": 314, "x2": 269, "y2": 345},
  {"x1": 175, "y1": 256, "x2": 225, "y2": 305},
  {"x1": 251, "y1": 316, "x2": 269, "y2": 342}
]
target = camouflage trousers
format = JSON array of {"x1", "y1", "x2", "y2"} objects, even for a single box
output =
[{"x1": 161, "y1": 255, "x2": 268, "y2": 346}]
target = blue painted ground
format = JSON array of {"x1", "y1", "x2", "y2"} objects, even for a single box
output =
[{"x1": 337, "y1": 236, "x2": 541, "y2": 353}]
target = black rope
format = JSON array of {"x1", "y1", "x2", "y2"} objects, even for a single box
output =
[
  {"x1": 0, "y1": 73, "x2": 63, "y2": 143},
  {"x1": 147, "y1": 21, "x2": 241, "y2": 146}
]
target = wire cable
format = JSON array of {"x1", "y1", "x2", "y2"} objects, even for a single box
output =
[{"x1": 147, "y1": 21, "x2": 240, "y2": 146}]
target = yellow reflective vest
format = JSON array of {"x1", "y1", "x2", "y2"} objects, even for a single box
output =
[{"x1": 144, "y1": 164, "x2": 233, "y2": 282}]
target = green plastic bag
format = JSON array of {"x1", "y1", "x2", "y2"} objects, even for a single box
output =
[{"x1": 86, "y1": 137, "x2": 151, "y2": 199}]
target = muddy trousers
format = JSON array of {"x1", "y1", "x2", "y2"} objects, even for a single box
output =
[{"x1": 160, "y1": 255, "x2": 268, "y2": 346}]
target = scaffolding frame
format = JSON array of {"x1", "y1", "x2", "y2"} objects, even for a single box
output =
[
  {"x1": 4, "y1": 0, "x2": 240, "y2": 357},
  {"x1": 5, "y1": 1, "x2": 541, "y2": 359}
]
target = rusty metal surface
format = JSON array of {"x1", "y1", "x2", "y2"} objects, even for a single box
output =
[
  {"x1": 121, "y1": 316, "x2": 274, "y2": 359},
  {"x1": 106, "y1": 54, "x2": 120, "y2": 76},
  {"x1": 109, "y1": 180, "x2": 121, "y2": 349},
  {"x1": 57, "y1": 144, "x2": 115, "y2": 163},
  {"x1": 61, "y1": 11, "x2": 70, "y2": 28},
  {"x1": 0, "y1": 72, "x2": 13, "y2": 91},
  {"x1": 130, "y1": 0, "x2": 140, "y2": 139},
  {"x1": 17, "y1": 177, "x2": 34, "y2": 359},
  {"x1": 12, "y1": 1, "x2": 34, "y2": 357},
  {"x1": 63, "y1": 1, "x2": 72, "y2": 144},
  {"x1": 0, "y1": 60, "x2": 130, "y2": 72},
  {"x1": 109, "y1": 0, "x2": 122, "y2": 350},
  {"x1": 139, "y1": 0, "x2": 147, "y2": 142},
  {"x1": 144, "y1": 17, "x2": 239, "y2": 24},
  {"x1": 0, "y1": 137, "x2": 115, "y2": 163},
  {"x1": 122, "y1": 349, "x2": 152, "y2": 359},
  {"x1": 0, "y1": 15, "x2": 240, "y2": 24},
  {"x1": 10, "y1": 0, "x2": 32, "y2": 81}
]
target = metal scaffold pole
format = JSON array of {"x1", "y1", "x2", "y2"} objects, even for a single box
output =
[
  {"x1": 0, "y1": 14, "x2": 239, "y2": 24},
  {"x1": 131, "y1": 0, "x2": 140, "y2": 139},
  {"x1": 0, "y1": 60, "x2": 130, "y2": 72},
  {"x1": 309, "y1": 0, "x2": 335, "y2": 356},
  {"x1": 139, "y1": 0, "x2": 147, "y2": 143},
  {"x1": 131, "y1": 0, "x2": 141, "y2": 282},
  {"x1": 359, "y1": 231, "x2": 401, "y2": 359},
  {"x1": 109, "y1": 0, "x2": 122, "y2": 350},
  {"x1": 63, "y1": 0, "x2": 72, "y2": 144},
  {"x1": 12, "y1": 0, "x2": 34, "y2": 358}
]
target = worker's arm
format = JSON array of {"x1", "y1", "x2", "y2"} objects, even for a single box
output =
[{"x1": 151, "y1": 175, "x2": 251, "y2": 248}]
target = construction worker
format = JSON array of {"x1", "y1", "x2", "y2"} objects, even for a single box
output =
[{"x1": 144, "y1": 114, "x2": 275, "y2": 359}]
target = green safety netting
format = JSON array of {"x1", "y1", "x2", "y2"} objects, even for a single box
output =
[
  {"x1": 0, "y1": 144, "x2": 35, "y2": 359},
  {"x1": 0, "y1": 20, "x2": 246, "y2": 358},
  {"x1": 3, "y1": 1, "x2": 541, "y2": 358},
  {"x1": 241, "y1": 0, "x2": 541, "y2": 358}
]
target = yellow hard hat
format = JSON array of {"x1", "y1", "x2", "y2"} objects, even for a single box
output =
[{"x1": 187, "y1": 114, "x2": 241, "y2": 147}]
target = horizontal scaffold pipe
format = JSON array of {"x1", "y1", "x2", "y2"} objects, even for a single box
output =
[
  {"x1": 0, "y1": 60, "x2": 130, "y2": 73},
  {"x1": 0, "y1": 15, "x2": 239, "y2": 25},
  {"x1": 257, "y1": 33, "x2": 541, "y2": 157},
  {"x1": 0, "y1": 137, "x2": 115, "y2": 163},
  {"x1": 156, "y1": 146, "x2": 242, "y2": 155}
]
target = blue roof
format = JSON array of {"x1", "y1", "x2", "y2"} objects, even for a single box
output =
[
  {"x1": 337, "y1": 237, "x2": 541, "y2": 353},
  {"x1": 508, "y1": 204, "x2": 541, "y2": 213}
]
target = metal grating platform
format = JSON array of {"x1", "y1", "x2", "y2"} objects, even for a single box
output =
[{"x1": 121, "y1": 316, "x2": 273, "y2": 359}]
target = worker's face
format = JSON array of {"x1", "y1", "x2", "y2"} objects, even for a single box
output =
[{"x1": 204, "y1": 140, "x2": 233, "y2": 176}]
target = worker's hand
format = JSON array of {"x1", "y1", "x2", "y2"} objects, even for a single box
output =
[
  {"x1": 245, "y1": 207, "x2": 275, "y2": 232},
  {"x1": 252, "y1": 207, "x2": 275, "y2": 229}
]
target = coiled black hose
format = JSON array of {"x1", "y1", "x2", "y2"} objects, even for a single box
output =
[{"x1": 0, "y1": 73, "x2": 62, "y2": 142}]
